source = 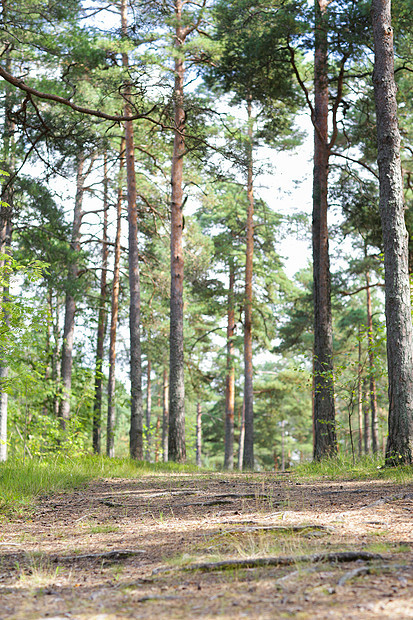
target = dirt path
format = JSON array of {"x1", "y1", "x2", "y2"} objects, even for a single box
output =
[{"x1": 1, "y1": 472, "x2": 413, "y2": 619}]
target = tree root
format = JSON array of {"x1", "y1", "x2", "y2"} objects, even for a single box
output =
[
  {"x1": 337, "y1": 563, "x2": 411, "y2": 587},
  {"x1": 58, "y1": 549, "x2": 145, "y2": 562},
  {"x1": 182, "y1": 551, "x2": 382, "y2": 572},
  {"x1": 207, "y1": 525, "x2": 335, "y2": 536},
  {"x1": 362, "y1": 493, "x2": 413, "y2": 509}
]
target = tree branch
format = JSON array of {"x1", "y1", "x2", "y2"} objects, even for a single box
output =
[
  {"x1": 328, "y1": 54, "x2": 349, "y2": 151},
  {"x1": 0, "y1": 64, "x2": 157, "y2": 122}
]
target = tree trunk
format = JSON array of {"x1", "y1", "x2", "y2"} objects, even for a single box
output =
[
  {"x1": 196, "y1": 402, "x2": 202, "y2": 468},
  {"x1": 145, "y1": 360, "x2": 152, "y2": 461},
  {"x1": 162, "y1": 367, "x2": 169, "y2": 462},
  {"x1": 168, "y1": 0, "x2": 186, "y2": 462},
  {"x1": 0, "y1": 216, "x2": 11, "y2": 462},
  {"x1": 154, "y1": 413, "x2": 161, "y2": 462},
  {"x1": 363, "y1": 377, "x2": 371, "y2": 454},
  {"x1": 52, "y1": 293, "x2": 61, "y2": 417},
  {"x1": 106, "y1": 138, "x2": 125, "y2": 458},
  {"x1": 224, "y1": 261, "x2": 235, "y2": 470},
  {"x1": 0, "y1": 43, "x2": 13, "y2": 461},
  {"x1": 312, "y1": 0, "x2": 337, "y2": 460},
  {"x1": 243, "y1": 96, "x2": 255, "y2": 470},
  {"x1": 357, "y1": 329, "x2": 363, "y2": 457},
  {"x1": 121, "y1": 0, "x2": 144, "y2": 460},
  {"x1": 365, "y1": 270, "x2": 379, "y2": 453},
  {"x1": 372, "y1": 0, "x2": 413, "y2": 465},
  {"x1": 238, "y1": 401, "x2": 245, "y2": 471},
  {"x1": 59, "y1": 154, "x2": 86, "y2": 428},
  {"x1": 92, "y1": 151, "x2": 109, "y2": 454}
]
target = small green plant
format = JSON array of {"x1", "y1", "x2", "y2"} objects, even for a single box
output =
[
  {"x1": 17, "y1": 552, "x2": 61, "y2": 589},
  {"x1": 88, "y1": 523, "x2": 120, "y2": 535}
]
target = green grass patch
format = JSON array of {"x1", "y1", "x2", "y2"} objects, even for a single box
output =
[
  {"x1": 88, "y1": 523, "x2": 120, "y2": 534},
  {"x1": 0, "y1": 454, "x2": 199, "y2": 515},
  {"x1": 293, "y1": 454, "x2": 413, "y2": 483}
]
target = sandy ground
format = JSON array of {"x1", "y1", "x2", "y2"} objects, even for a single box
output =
[{"x1": 1, "y1": 471, "x2": 413, "y2": 619}]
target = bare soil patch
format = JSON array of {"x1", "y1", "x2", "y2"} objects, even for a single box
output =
[{"x1": 1, "y1": 472, "x2": 413, "y2": 619}]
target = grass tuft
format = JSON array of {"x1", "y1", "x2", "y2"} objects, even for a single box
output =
[
  {"x1": 293, "y1": 454, "x2": 413, "y2": 483},
  {"x1": 0, "y1": 454, "x2": 199, "y2": 514}
]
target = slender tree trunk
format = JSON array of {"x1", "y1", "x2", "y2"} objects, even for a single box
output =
[
  {"x1": 154, "y1": 413, "x2": 161, "y2": 462},
  {"x1": 59, "y1": 154, "x2": 86, "y2": 428},
  {"x1": 168, "y1": 0, "x2": 186, "y2": 462},
  {"x1": 196, "y1": 402, "x2": 202, "y2": 468},
  {"x1": 243, "y1": 96, "x2": 255, "y2": 470},
  {"x1": 281, "y1": 420, "x2": 286, "y2": 472},
  {"x1": 363, "y1": 378, "x2": 371, "y2": 454},
  {"x1": 121, "y1": 0, "x2": 144, "y2": 460},
  {"x1": 357, "y1": 328, "x2": 363, "y2": 457},
  {"x1": 93, "y1": 152, "x2": 109, "y2": 454},
  {"x1": 0, "y1": 220, "x2": 11, "y2": 462},
  {"x1": 372, "y1": 0, "x2": 413, "y2": 465},
  {"x1": 162, "y1": 367, "x2": 169, "y2": 462},
  {"x1": 238, "y1": 401, "x2": 245, "y2": 471},
  {"x1": 145, "y1": 360, "x2": 152, "y2": 461},
  {"x1": 365, "y1": 270, "x2": 379, "y2": 454},
  {"x1": 224, "y1": 261, "x2": 235, "y2": 470},
  {"x1": 52, "y1": 294, "x2": 61, "y2": 417},
  {"x1": 312, "y1": 0, "x2": 337, "y2": 460},
  {"x1": 0, "y1": 43, "x2": 13, "y2": 461},
  {"x1": 107, "y1": 139, "x2": 125, "y2": 458}
]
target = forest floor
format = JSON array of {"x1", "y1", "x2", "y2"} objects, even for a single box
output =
[{"x1": 1, "y1": 470, "x2": 413, "y2": 619}]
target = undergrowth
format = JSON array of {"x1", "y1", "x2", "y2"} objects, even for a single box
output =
[
  {"x1": 293, "y1": 454, "x2": 413, "y2": 483},
  {"x1": 0, "y1": 455, "x2": 199, "y2": 514}
]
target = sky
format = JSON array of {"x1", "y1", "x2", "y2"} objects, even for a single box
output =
[{"x1": 258, "y1": 115, "x2": 314, "y2": 278}]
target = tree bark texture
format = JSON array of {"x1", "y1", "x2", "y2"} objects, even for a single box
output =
[
  {"x1": 0, "y1": 45, "x2": 13, "y2": 461},
  {"x1": 363, "y1": 377, "x2": 371, "y2": 454},
  {"x1": 51, "y1": 293, "x2": 61, "y2": 417},
  {"x1": 59, "y1": 154, "x2": 86, "y2": 428},
  {"x1": 365, "y1": 271, "x2": 379, "y2": 453},
  {"x1": 162, "y1": 366, "x2": 169, "y2": 462},
  {"x1": 93, "y1": 151, "x2": 109, "y2": 454},
  {"x1": 106, "y1": 138, "x2": 125, "y2": 458},
  {"x1": 121, "y1": 0, "x2": 144, "y2": 460},
  {"x1": 243, "y1": 97, "x2": 255, "y2": 470},
  {"x1": 312, "y1": 0, "x2": 337, "y2": 460},
  {"x1": 196, "y1": 402, "x2": 202, "y2": 467},
  {"x1": 372, "y1": 0, "x2": 413, "y2": 465},
  {"x1": 357, "y1": 330, "x2": 363, "y2": 457},
  {"x1": 224, "y1": 262, "x2": 235, "y2": 470},
  {"x1": 168, "y1": 0, "x2": 186, "y2": 462},
  {"x1": 145, "y1": 359, "x2": 152, "y2": 460},
  {"x1": 238, "y1": 400, "x2": 245, "y2": 471}
]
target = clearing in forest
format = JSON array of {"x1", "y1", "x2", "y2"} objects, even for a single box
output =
[{"x1": 1, "y1": 471, "x2": 413, "y2": 619}]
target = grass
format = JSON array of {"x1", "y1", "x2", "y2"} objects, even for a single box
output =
[
  {"x1": 0, "y1": 454, "x2": 199, "y2": 514},
  {"x1": 87, "y1": 523, "x2": 120, "y2": 534},
  {"x1": 293, "y1": 454, "x2": 413, "y2": 483}
]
